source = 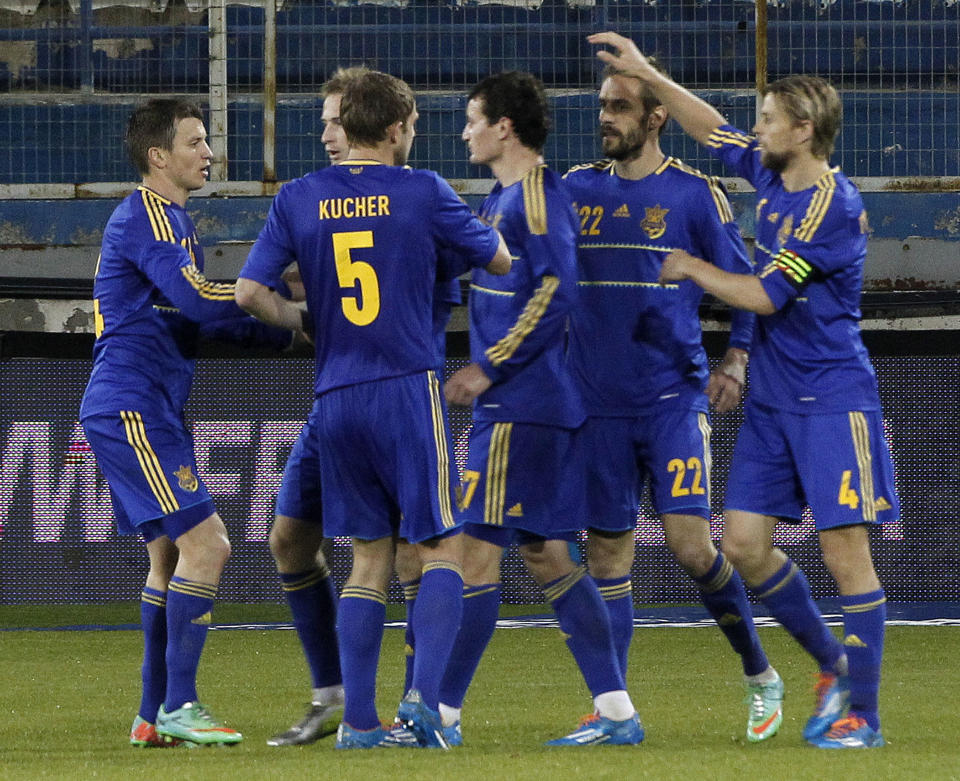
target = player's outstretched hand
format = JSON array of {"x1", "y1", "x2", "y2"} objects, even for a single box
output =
[
  {"x1": 444, "y1": 363, "x2": 493, "y2": 407},
  {"x1": 588, "y1": 32, "x2": 658, "y2": 82}
]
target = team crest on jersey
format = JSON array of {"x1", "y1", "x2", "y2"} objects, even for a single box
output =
[
  {"x1": 776, "y1": 214, "x2": 794, "y2": 247},
  {"x1": 640, "y1": 205, "x2": 669, "y2": 238},
  {"x1": 174, "y1": 465, "x2": 199, "y2": 492}
]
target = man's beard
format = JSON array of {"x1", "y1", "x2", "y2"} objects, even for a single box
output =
[
  {"x1": 601, "y1": 125, "x2": 648, "y2": 162},
  {"x1": 761, "y1": 148, "x2": 792, "y2": 174}
]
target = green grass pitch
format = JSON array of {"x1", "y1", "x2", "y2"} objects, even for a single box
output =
[{"x1": 1, "y1": 604, "x2": 958, "y2": 780}]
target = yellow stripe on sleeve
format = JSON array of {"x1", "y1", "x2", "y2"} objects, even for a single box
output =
[
  {"x1": 522, "y1": 165, "x2": 548, "y2": 235},
  {"x1": 180, "y1": 264, "x2": 237, "y2": 301},
  {"x1": 484, "y1": 275, "x2": 560, "y2": 366}
]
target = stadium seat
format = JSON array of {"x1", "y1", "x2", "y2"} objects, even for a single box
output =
[
  {"x1": 0, "y1": 0, "x2": 41, "y2": 14},
  {"x1": 66, "y1": 0, "x2": 168, "y2": 12}
]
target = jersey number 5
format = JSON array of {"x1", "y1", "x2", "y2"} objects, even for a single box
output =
[{"x1": 333, "y1": 230, "x2": 380, "y2": 326}]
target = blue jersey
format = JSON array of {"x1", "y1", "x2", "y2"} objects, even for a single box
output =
[
  {"x1": 468, "y1": 164, "x2": 584, "y2": 428},
  {"x1": 706, "y1": 125, "x2": 881, "y2": 413},
  {"x1": 240, "y1": 161, "x2": 501, "y2": 395},
  {"x1": 563, "y1": 157, "x2": 755, "y2": 416},
  {"x1": 80, "y1": 186, "x2": 252, "y2": 419}
]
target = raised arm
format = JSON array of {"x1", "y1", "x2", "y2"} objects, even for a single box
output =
[{"x1": 588, "y1": 31, "x2": 725, "y2": 146}]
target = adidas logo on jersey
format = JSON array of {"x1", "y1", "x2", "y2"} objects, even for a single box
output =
[
  {"x1": 612, "y1": 204, "x2": 631, "y2": 218},
  {"x1": 506, "y1": 503, "x2": 524, "y2": 517},
  {"x1": 875, "y1": 496, "x2": 892, "y2": 511},
  {"x1": 843, "y1": 634, "x2": 868, "y2": 648}
]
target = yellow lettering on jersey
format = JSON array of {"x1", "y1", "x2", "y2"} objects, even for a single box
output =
[{"x1": 319, "y1": 195, "x2": 391, "y2": 220}]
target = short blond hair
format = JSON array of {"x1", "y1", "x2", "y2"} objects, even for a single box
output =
[{"x1": 764, "y1": 75, "x2": 842, "y2": 159}]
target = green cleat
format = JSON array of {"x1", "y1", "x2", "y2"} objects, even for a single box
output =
[
  {"x1": 156, "y1": 701, "x2": 243, "y2": 746},
  {"x1": 745, "y1": 671, "x2": 784, "y2": 743}
]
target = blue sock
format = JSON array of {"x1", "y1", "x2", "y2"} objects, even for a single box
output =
[
  {"x1": 546, "y1": 567, "x2": 625, "y2": 696},
  {"x1": 593, "y1": 575, "x2": 633, "y2": 678},
  {"x1": 410, "y1": 562, "x2": 464, "y2": 710},
  {"x1": 695, "y1": 553, "x2": 769, "y2": 676},
  {"x1": 755, "y1": 560, "x2": 844, "y2": 672},
  {"x1": 400, "y1": 577, "x2": 420, "y2": 695},
  {"x1": 840, "y1": 588, "x2": 886, "y2": 731},
  {"x1": 438, "y1": 583, "x2": 501, "y2": 709},
  {"x1": 164, "y1": 576, "x2": 216, "y2": 711},
  {"x1": 138, "y1": 587, "x2": 167, "y2": 723},
  {"x1": 279, "y1": 566, "x2": 341, "y2": 690},
  {"x1": 337, "y1": 587, "x2": 386, "y2": 730}
]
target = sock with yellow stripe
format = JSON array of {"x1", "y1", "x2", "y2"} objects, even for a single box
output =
[
  {"x1": 438, "y1": 583, "x2": 501, "y2": 709},
  {"x1": 138, "y1": 587, "x2": 167, "y2": 723},
  {"x1": 164, "y1": 575, "x2": 216, "y2": 711},
  {"x1": 695, "y1": 553, "x2": 769, "y2": 676},
  {"x1": 547, "y1": 567, "x2": 625, "y2": 696},
  {"x1": 337, "y1": 587, "x2": 386, "y2": 730},
  {"x1": 280, "y1": 567, "x2": 341, "y2": 690},
  {"x1": 400, "y1": 577, "x2": 420, "y2": 695},
  {"x1": 755, "y1": 559, "x2": 844, "y2": 672},
  {"x1": 410, "y1": 563, "x2": 464, "y2": 710},
  {"x1": 593, "y1": 575, "x2": 634, "y2": 677},
  {"x1": 840, "y1": 588, "x2": 886, "y2": 731}
]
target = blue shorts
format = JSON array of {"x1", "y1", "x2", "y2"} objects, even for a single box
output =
[
  {"x1": 82, "y1": 411, "x2": 216, "y2": 542},
  {"x1": 315, "y1": 371, "x2": 459, "y2": 543},
  {"x1": 581, "y1": 409, "x2": 713, "y2": 532},
  {"x1": 457, "y1": 420, "x2": 585, "y2": 537},
  {"x1": 275, "y1": 406, "x2": 323, "y2": 524},
  {"x1": 725, "y1": 403, "x2": 901, "y2": 529}
]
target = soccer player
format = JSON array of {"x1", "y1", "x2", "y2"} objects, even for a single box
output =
[
  {"x1": 265, "y1": 66, "x2": 463, "y2": 746},
  {"x1": 79, "y1": 98, "x2": 288, "y2": 747},
  {"x1": 235, "y1": 69, "x2": 511, "y2": 750},
  {"x1": 590, "y1": 32, "x2": 898, "y2": 749},
  {"x1": 561, "y1": 63, "x2": 783, "y2": 742},
  {"x1": 437, "y1": 71, "x2": 643, "y2": 748}
]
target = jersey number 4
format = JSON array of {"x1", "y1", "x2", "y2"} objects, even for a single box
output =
[{"x1": 333, "y1": 230, "x2": 380, "y2": 326}]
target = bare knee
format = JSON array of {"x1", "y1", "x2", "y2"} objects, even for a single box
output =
[
  {"x1": 521, "y1": 539, "x2": 574, "y2": 585},
  {"x1": 586, "y1": 530, "x2": 634, "y2": 579},
  {"x1": 269, "y1": 515, "x2": 325, "y2": 572},
  {"x1": 662, "y1": 515, "x2": 716, "y2": 577}
]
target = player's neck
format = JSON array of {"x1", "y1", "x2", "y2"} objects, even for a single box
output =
[
  {"x1": 141, "y1": 174, "x2": 189, "y2": 207},
  {"x1": 345, "y1": 145, "x2": 395, "y2": 166},
  {"x1": 610, "y1": 144, "x2": 665, "y2": 181},
  {"x1": 491, "y1": 145, "x2": 545, "y2": 188},
  {"x1": 780, "y1": 155, "x2": 831, "y2": 193}
]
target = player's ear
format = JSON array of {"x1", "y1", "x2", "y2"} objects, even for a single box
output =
[
  {"x1": 147, "y1": 146, "x2": 167, "y2": 169},
  {"x1": 648, "y1": 105, "x2": 668, "y2": 132},
  {"x1": 387, "y1": 119, "x2": 404, "y2": 145}
]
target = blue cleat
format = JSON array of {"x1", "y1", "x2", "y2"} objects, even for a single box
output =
[
  {"x1": 335, "y1": 722, "x2": 416, "y2": 749},
  {"x1": 394, "y1": 689, "x2": 449, "y2": 749},
  {"x1": 442, "y1": 720, "x2": 462, "y2": 747},
  {"x1": 809, "y1": 715, "x2": 885, "y2": 749},
  {"x1": 803, "y1": 672, "x2": 849, "y2": 741},
  {"x1": 546, "y1": 713, "x2": 645, "y2": 747}
]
